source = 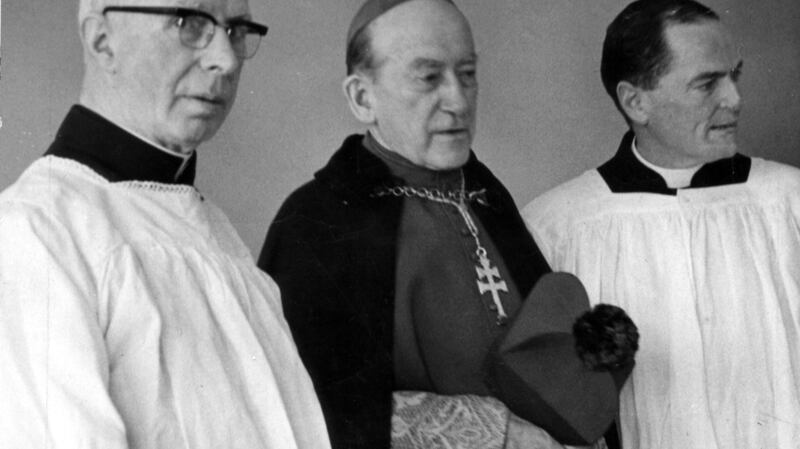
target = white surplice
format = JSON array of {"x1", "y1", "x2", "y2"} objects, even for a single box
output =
[
  {"x1": 0, "y1": 156, "x2": 330, "y2": 449},
  {"x1": 524, "y1": 157, "x2": 800, "y2": 449}
]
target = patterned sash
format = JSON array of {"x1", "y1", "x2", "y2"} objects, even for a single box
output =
[{"x1": 391, "y1": 391, "x2": 606, "y2": 449}]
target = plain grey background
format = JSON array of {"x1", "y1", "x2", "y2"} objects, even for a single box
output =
[{"x1": 1, "y1": 0, "x2": 799, "y2": 256}]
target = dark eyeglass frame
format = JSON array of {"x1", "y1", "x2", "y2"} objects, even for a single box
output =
[{"x1": 102, "y1": 6, "x2": 268, "y2": 59}]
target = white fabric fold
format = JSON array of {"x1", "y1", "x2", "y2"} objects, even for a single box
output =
[
  {"x1": 0, "y1": 156, "x2": 330, "y2": 449},
  {"x1": 524, "y1": 158, "x2": 800, "y2": 449}
]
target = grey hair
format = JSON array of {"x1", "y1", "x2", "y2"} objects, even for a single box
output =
[
  {"x1": 78, "y1": 0, "x2": 130, "y2": 23},
  {"x1": 78, "y1": 0, "x2": 105, "y2": 22}
]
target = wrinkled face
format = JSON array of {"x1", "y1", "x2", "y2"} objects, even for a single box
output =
[
  {"x1": 641, "y1": 21, "x2": 742, "y2": 168},
  {"x1": 366, "y1": 0, "x2": 477, "y2": 170},
  {"x1": 107, "y1": 0, "x2": 250, "y2": 152}
]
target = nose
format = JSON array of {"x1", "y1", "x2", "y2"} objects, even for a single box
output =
[
  {"x1": 718, "y1": 76, "x2": 742, "y2": 111},
  {"x1": 440, "y1": 73, "x2": 472, "y2": 116},
  {"x1": 200, "y1": 27, "x2": 241, "y2": 74}
]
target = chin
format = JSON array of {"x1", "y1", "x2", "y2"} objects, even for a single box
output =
[
  {"x1": 180, "y1": 120, "x2": 222, "y2": 145},
  {"x1": 427, "y1": 147, "x2": 471, "y2": 170}
]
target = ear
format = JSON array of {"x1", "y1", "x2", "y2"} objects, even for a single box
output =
[
  {"x1": 342, "y1": 73, "x2": 377, "y2": 124},
  {"x1": 80, "y1": 12, "x2": 117, "y2": 72},
  {"x1": 616, "y1": 81, "x2": 650, "y2": 125}
]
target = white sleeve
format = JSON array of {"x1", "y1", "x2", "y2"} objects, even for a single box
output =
[{"x1": 0, "y1": 205, "x2": 129, "y2": 448}]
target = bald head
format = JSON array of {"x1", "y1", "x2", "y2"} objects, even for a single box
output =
[
  {"x1": 346, "y1": 0, "x2": 461, "y2": 76},
  {"x1": 346, "y1": 0, "x2": 454, "y2": 49},
  {"x1": 368, "y1": 0, "x2": 473, "y2": 71}
]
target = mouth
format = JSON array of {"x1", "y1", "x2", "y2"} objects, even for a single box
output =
[
  {"x1": 181, "y1": 95, "x2": 228, "y2": 116},
  {"x1": 188, "y1": 95, "x2": 226, "y2": 105},
  {"x1": 434, "y1": 128, "x2": 470, "y2": 137},
  {"x1": 709, "y1": 122, "x2": 737, "y2": 132}
]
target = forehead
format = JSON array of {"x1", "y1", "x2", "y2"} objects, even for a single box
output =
[
  {"x1": 117, "y1": 0, "x2": 250, "y2": 17},
  {"x1": 369, "y1": 0, "x2": 475, "y2": 67},
  {"x1": 663, "y1": 21, "x2": 738, "y2": 79}
]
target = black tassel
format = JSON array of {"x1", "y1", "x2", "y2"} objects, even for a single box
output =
[{"x1": 573, "y1": 304, "x2": 639, "y2": 371}]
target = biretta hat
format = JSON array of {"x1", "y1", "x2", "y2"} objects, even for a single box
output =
[
  {"x1": 346, "y1": 0, "x2": 455, "y2": 47},
  {"x1": 484, "y1": 272, "x2": 636, "y2": 445}
]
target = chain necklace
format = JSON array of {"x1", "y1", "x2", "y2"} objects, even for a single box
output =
[{"x1": 373, "y1": 173, "x2": 509, "y2": 325}]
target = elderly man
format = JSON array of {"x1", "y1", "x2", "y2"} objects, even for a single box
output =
[
  {"x1": 524, "y1": 0, "x2": 800, "y2": 447},
  {"x1": 259, "y1": 1, "x2": 630, "y2": 448},
  {"x1": 0, "y1": 0, "x2": 329, "y2": 448}
]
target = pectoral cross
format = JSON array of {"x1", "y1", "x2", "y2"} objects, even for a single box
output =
[{"x1": 476, "y1": 255, "x2": 509, "y2": 325}]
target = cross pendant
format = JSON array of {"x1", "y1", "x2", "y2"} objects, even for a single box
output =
[{"x1": 475, "y1": 255, "x2": 509, "y2": 325}]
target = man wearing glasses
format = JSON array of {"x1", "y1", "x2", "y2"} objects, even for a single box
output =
[{"x1": 0, "y1": 1, "x2": 330, "y2": 448}]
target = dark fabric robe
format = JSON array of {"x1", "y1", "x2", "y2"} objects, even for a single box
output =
[{"x1": 258, "y1": 134, "x2": 553, "y2": 449}]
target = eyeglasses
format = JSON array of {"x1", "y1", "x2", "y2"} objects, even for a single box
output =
[{"x1": 103, "y1": 6, "x2": 269, "y2": 59}]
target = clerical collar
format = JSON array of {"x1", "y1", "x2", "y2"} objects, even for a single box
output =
[
  {"x1": 362, "y1": 131, "x2": 462, "y2": 188},
  {"x1": 598, "y1": 131, "x2": 751, "y2": 195},
  {"x1": 115, "y1": 121, "x2": 194, "y2": 163},
  {"x1": 45, "y1": 105, "x2": 197, "y2": 185},
  {"x1": 631, "y1": 138, "x2": 700, "y2": 189}
]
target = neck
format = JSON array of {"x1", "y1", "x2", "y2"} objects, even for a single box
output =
[
  {"x1": 79, "y1": 89, "x2": 196, "y2": 156},
  {"x1": 368, "y1": 127, "x2": 392, "y2": 153},
  {"x1": 80, "y1": 100, "x2": 195, "y2": 160},
  {"x1": 631, "y1": 124, "x2": 710, "y2": 169},
  {"x1": 363, "y1": 131, "x2": 462, "y2": 187},
  {"x1": 632, "y1": 138, "x2": 699, "y2": 189},
  {"x1": 367, "y1": 127, "x2": 417, "y2": 165}
]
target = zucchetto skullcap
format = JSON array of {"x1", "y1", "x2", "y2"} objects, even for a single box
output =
[{"x1": 346, "y1": 0, "x2": 455, "y2": 46}]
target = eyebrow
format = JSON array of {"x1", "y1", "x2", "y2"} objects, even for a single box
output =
[
  {"x1": 181, "y1": 2, "x2": 254, "y2": 23},
  {"x1": 690, "y1": 59, "x2": 744, "y2": 84},
  {"x1": 409, "y1": 54, "x2": 479, "y2": 71},
  {"x1": 226, "y1": 13, "x2": 254, "y2": 23},
  {"x1": 410, "y1": 59, "x2": 444, "y2": 71}
]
